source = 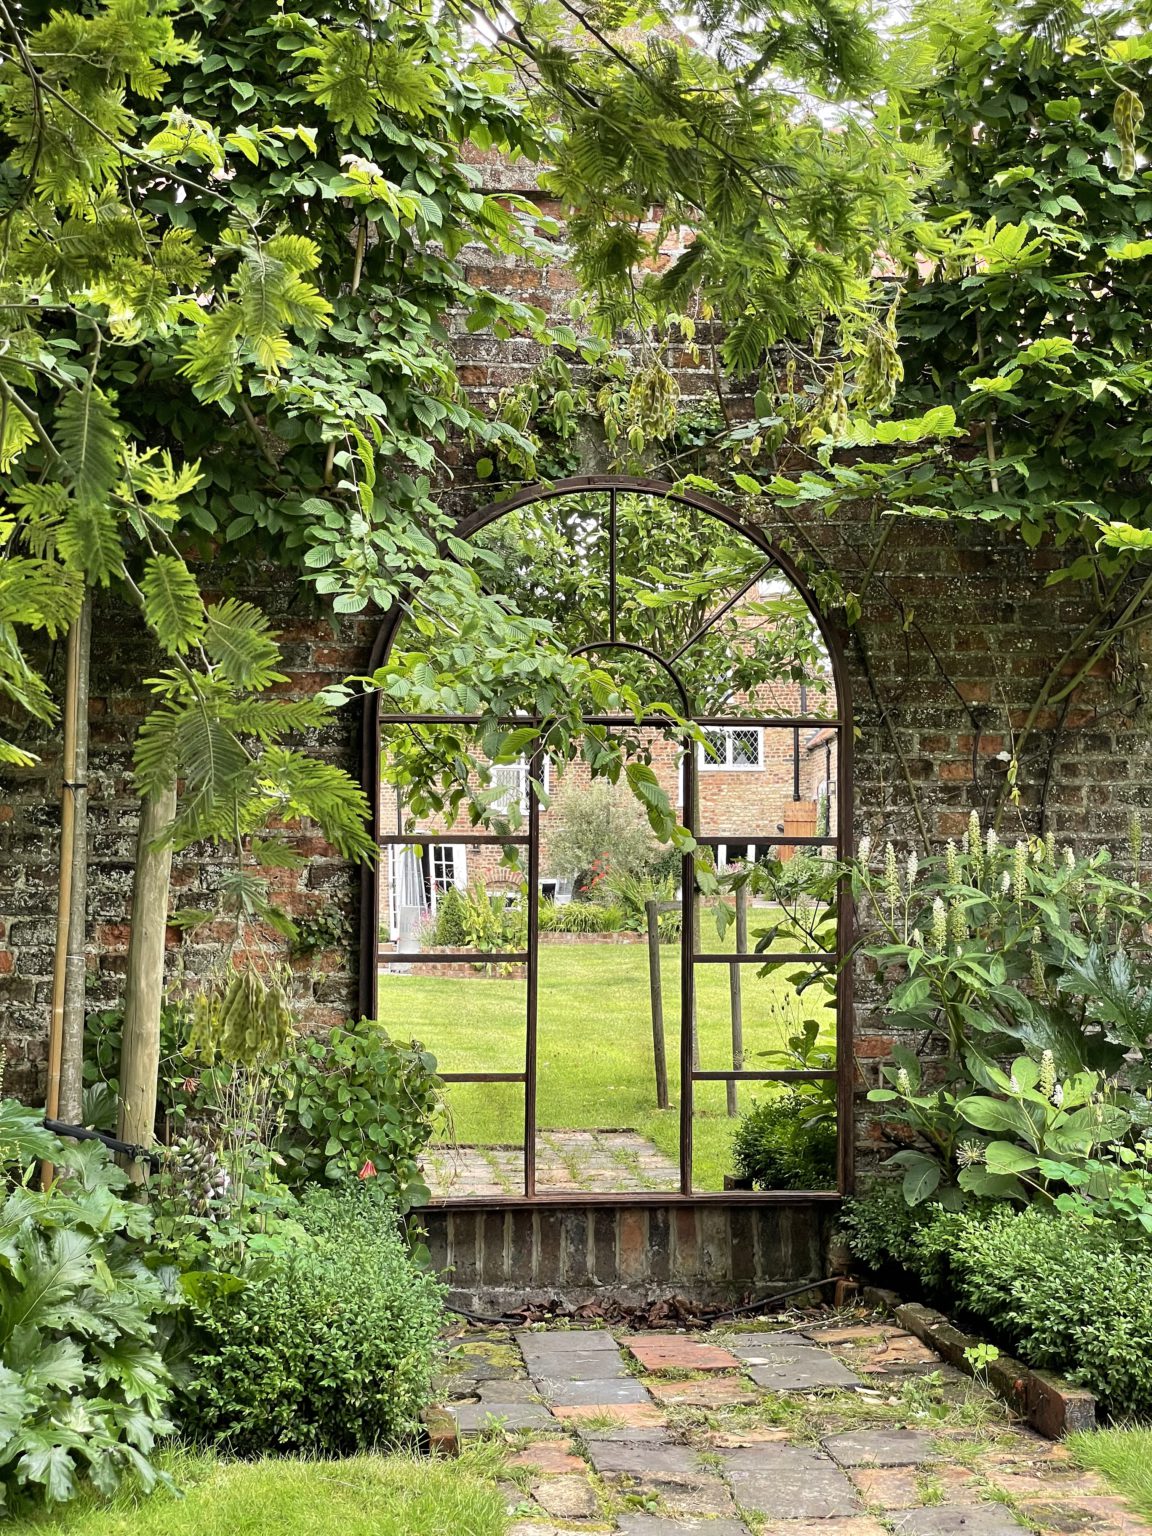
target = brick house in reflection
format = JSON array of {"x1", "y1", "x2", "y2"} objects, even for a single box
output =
[{"x1": 379, "y1": 589, "x2": 838, "y2": 940}]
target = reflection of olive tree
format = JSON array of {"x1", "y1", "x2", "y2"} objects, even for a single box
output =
[{"x1": 548, "y1": 780, "x2": 663, "y2": 894}]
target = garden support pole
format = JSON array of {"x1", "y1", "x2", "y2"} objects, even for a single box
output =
[
  {"x1": 646, "y1": 898, "x2": 669, "y2": 1110},
  {"x1": 44, "y1": 593, "x2": 92, "y2": 1185},
  {"x1": 117, "y1": 782, "x2": 176, "y2": 1181},
  {"x1": 58, "y1": 594, "x2": 92, "y2": 1127},
  {"x1": 727, "y1": 882, "x2": 747, "y2": 1116}
]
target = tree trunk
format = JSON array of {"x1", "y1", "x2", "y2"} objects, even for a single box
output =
[
  {"x1": 45, "y1": 594, "x2": 93, "y2": 1163},
  {"x1": 117, "y1": 782, "x2": 176, "y2": 1181}
]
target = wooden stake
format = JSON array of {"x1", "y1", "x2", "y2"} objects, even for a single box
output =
[
  {"x1": 44, "y1": 594, "x2": 91, "y2": 1184},
  {"x1": 117, "y1": 783, "x2": 176, "y2": 1181},
  {"x1": 727, "y1": 882, "x2": 748, "y2": 1117}
]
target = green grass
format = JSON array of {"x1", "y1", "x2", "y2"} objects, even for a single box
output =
[
  {"x1": 1069, "y1": 1428, "x2": 1152, "y2": 1522},
  {"x1": 10, "y1": 1449, "x2": 508, "y2": 1536},
  {"x1": 378, "y1": 914, "x2": 834, "y2": 1191}
]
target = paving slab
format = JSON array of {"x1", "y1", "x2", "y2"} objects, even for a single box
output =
[
  {"x1": 721, "y1": 1332, "x2": 813, "y2": 1355},
  {"x1": 585, "y1": 1440, "x2": 707, "y2": 1484},
  {"x1": 891, "y1": 1506, "x2": 1026, "y2": 1536},
  {"x1": 615, "y1": 1517, "x2": 752, "y2": 1536},
  {"x1": 522, "y1": 1349, "x2": 632, "y2": 1381},
  {"x1": 476, "y1": 1379, "x2": 542, "y2": 1403},
  {"x1": 719, "y1": 1444, "x2": 860, "y2": 1518},
  {"x1": 851, "y1": 1466, "x2": 980, "y2": 1510},
  {"x1": 626, "y1": 1334, "x2": 743, "y2": 1372},
  {"x1": 824, "y1": 1430, "x2": 943, "y2": 1467},
  {"x1": 745, "y1": 1354, "x2": 862, "y2": 1391},
  {"x1": 648, "y1": 1377, "x2": 759, "y2": 1408},
  {"x1": 531, "y1": 1473, "x2": 601, "y2": 1519},
  {"x1": 516, "y1": 1329, "x2": 620, "y2": 1353},
  {"x1": 538, "y1": 1376, "x2": 652, "y2": 1406},
  {"x1": 757, "y1": 1521, "x2": 889, "y2": 1536},
  {"x1": 553, "y1": 1401, "x2": 667, "y2": 1430},
  {"x1": 507, "y1": 1441, "x2": 588, "y2": 1475},
  {"x1": 447, "y1": 1400, "x2": 556, "y2": 1433}
]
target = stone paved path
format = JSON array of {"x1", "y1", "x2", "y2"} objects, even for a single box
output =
[
  {"x1": 435, "y1": 1314, "x2": 1152, "y2": 1536},
  {"x1": 423, "y1": 1128, "x2": 681, "y2": 1197}
]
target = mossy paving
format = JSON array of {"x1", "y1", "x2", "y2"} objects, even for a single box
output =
[{"x1": 443, "y1": 1312, "x2": 1152, "y2": 1536}]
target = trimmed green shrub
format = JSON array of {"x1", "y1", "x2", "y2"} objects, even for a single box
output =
[
  {"x1": 181, "y1": 1186, "x2": 444, "y2": 1455},
  {"x1": 731, "y1": 1090, "x2": 837, "y2": 1190},
  {"x1": 276, "y1": 1020, "x2": 442, "y2": 1206},
  {"x1": 840, "y1": 1181, "x2": 936, "y2": 1273},
  {"x1": 430, "y1": 886, "x2": 468, "y2": 947}
]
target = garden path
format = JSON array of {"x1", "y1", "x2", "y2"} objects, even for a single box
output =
[
  {"x1": 424, "y1": 1129, "x2": 681, "y2": 1197},
  {"x1": 436, "y1": 1314, "x2": 1152, "y2": 1536}
]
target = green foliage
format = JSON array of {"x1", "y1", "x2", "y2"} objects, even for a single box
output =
[
  {"x1": 276, "y1": 1021, "x2": 442, "y2": 1206},
  {"x1": 840, "y1": 1181, "x2": 936, "y2": 1272},
  {"x1": 732, "y1": 1090, "x2": 838, "y2": 1189},
  {"x1": 856, "y1": 814, "x2": 1152, "y2": 1209},
  {"x1": 911, "y1": 1205, "x2": 1152, "y2": 1419},
  {"x1": 548, "y1": 778, "x2": 664, "y2": 894},
  {"x1": 732, "y1": 1017, "x2": 838, "y2": 1189},
  {"x1": 0, "y1": 1104, "x2": 174, "y2": 1514},
  {"x1": 181, "y1": 1186, "x2": 444, "y2": 1455}
]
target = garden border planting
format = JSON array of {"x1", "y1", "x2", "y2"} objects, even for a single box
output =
[{"x1": 862, "y1": 1286, "x2": 1097, "y2": 1439}]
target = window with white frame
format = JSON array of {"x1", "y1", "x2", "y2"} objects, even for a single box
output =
[
  {"x1": 490, "y1": 756, "x2": 550, "y2": 814},
  {"x1": 698, "y1": 725, "x2": 763, "y2": 771}
]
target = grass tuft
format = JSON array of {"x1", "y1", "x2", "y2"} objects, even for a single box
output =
[{"x1": 1068, "y1": 1428, "x2": 1152, "y2": 1523}]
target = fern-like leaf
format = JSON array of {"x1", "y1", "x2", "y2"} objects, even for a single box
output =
[
  {"x1": 56, "y1": 382, "x2": 121, "y2": 506},
  {"x1": 140, "y1": 554, "x2": 205, "y2": 655},
  {"x1": 203, "y1": 598, "x2": 285, "y2": 689}
]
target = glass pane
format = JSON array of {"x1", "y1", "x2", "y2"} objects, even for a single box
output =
[
  {"x1": 695, "y1": 884, "x2": 838, "y2": 959},
  {"x1": 534, "y1": 901, "x2": 681, "y2": 1196},
  {"x1": 376, "y1": 969, "x2": 526, "y2": 1076},
  {"x1": 423, "y1": 1083, "x2": 525, "y2": 1199},
  {"x1": 694, "y1": 727, "x2": 837, "y2": 844},
  {"x1": 691, "y1": 1082, "x2": 838, "y2": 1193},
  {"x1": 692, "y1": 971, "x2": 836, "y2": 1075}
]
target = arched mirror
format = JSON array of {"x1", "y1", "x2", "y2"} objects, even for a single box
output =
[{"x1": 364, "y1": 477, "x2": 851, "y2": 1203}]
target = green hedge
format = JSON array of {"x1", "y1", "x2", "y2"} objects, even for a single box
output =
[
  {"x1": 843, "y1": 1190, "x2": 1152, "y2": 1419},
  {"x1": 181, "y1": 1188, "x2": 444, "y2": 1455}
]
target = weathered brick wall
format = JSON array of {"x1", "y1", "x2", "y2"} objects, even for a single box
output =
[{"x1": 3, "y1": 151, "x2": 1151, "y2": 1254}]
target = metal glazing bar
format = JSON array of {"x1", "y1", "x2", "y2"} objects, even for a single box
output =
[
  {"x1": 670, "y1": 559, "x2": 776, "y2": 663},
  {"x1": 608, "y1": 486, "x2": 618, "y2": 643},
  {"x1": 439, "y1": 1072, "x2": 527, "y2": 1083},
  {"x1": 693, "y1": 952, "x2": 835, "y2": 966},
  {"x1": 377, "y1": 833, "x2": 530, "y2": 846},
  {"x1": 694, "y1": 834, "x2": 838, "y2": 848},
  {"x1": 524, "y1": 747, "x2": 542, "y2": 1198},
  {"x1": 680, "y1": 741, "x2": 696, "y2": 1197},
  {"x1": 692, "y1": 1069, "x2": 838, "y2": 1083},
  {"x1": 376, "y1": 713, "x2": 842, "y2": 729},
  {"x1": 378, "y1": 951, "x2": 530, "y2": 964}
]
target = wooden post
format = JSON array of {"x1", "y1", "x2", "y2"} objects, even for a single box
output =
[
  {"x1": 58, "y1": 595, "x2": 92, "y2": 1126},
  {"x1": 118, "y1": 783, "x2": 176, "y2": 1181},
  {"x1": 727, "y1": 882, "x2": 748, "y2": 1116},
  {"x1": 646, "y1": 898, "x2": 669, "y2": 1110}
]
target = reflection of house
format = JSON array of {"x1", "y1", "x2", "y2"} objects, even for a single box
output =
[{"x1": 379, "y1": 676, "x2": 838, "y2": 941}]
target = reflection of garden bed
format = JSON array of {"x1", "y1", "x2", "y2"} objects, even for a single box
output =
[
  {"x1": 379, "y1": 947, "x2": 526, "y2": 980},
  {"x1": 539, "y1": 930, "x2": 644, "y2": 946}
]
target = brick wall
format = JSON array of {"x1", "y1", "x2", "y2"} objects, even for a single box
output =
[{"x1": 2, "y1": 148, "x2": 1151, "y2": 1299}]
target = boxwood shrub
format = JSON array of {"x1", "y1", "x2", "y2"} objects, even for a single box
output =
[{"x1": 181, "y1": 1186, "x2": 444, "y2": 1455}]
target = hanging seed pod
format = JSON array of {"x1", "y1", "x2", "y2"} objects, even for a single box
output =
[{"x1": 1114, "y1": 88, "x2": 1145, "y2": 181}]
